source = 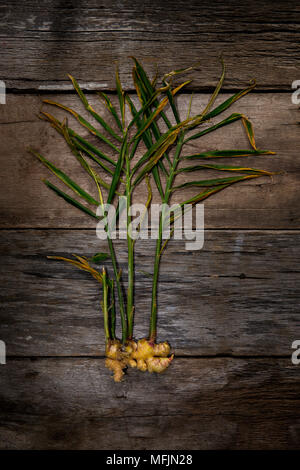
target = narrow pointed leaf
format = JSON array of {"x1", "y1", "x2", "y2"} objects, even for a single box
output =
[
  {"x1": 133, "y1": 81, "x2": 191, "y2": 141},
  {"x1": 183, "y1": 148, "x2": 275, "y2": 159},
  {"x1": 43, "y1": 99, "x2": 119, "y2": 152},
  {"x1": 126, "y1": 94, "x2": 165, "y2": 198},
  {"x1": 173, "y1": 174, "x2": 262, "y2": 190},
  {"x1": 115, "y1": 64, "x2": 125, "y2": 128},
  {"x1": 165, "y1": 184, "x2": 232, "y2": 225},
  {"x1": 177, "y1": 163, "x2": 273, "y2": 175},
  {"x1": 189, "y1": 56, "x2": 225, "y2": 125},
  {"x1": 131, "y1": 124, "x2": 180, "y2": 176},
  {"x1": 179, "y1": 184, "x2": 233, "y2": 206},
  {"x1": 184, "y1": 113, "x2": 243, "y2": 143},
  {"x1": 98, "y1": 92, "x2": 123, "y2": 131},
  {"x1": 89, "y1": 252, "x2": 111, "y2": 263},
  {"x1": 107, "y1": 131, "x2": 128, "y2": 204},
  {"x1": 68, "y1": 74, "x2": 122, "y2": 142},
  {"x1": 202, "y1": 80, "x2": 257, "y2": 121},
  {"x1": 43, "y1": 180, "x2": 99, "y2": 220},
  {"x1": 72, "y1": 138, "x2": 114, "y2": 175},
  {"x1": 60, "y1": 124, "x2": 111, "y2": 191},
  {"x1": 72, "y1": 134, "x2": 116, "y2": 167},
  {"x1": 131, "y1": 57, "x2": 172, "y2": 128},
  {"x1": 242, "y1": 116, "x2": 257, "y2": 149},
  {"x1": 133, "y1": 132, "x2": 178, "y2": 187},
  {"x1": 40, "y1": 111, "x2": 117, "y2": 167},
  {"x1": 30, "y1": 149, "x2": 99, "y2": 205}
]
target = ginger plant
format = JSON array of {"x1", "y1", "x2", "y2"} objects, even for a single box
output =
[{"x1": 29, "y1": 58, "x2": 275, "y2": 381}]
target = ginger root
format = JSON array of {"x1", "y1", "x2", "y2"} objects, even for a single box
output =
[{"x1": 105, "y1": 338, "x2": 173, "y2": 382}]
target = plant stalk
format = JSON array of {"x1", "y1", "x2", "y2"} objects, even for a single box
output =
[
  {"x1": 107, "y1": 237, "x2": 127, "y2": 343},
  {"x1": 102, "y1": 268, "x2": 110, "y2": 342},
  {"x1": 126, "y1": 147, "x2": 135, "y2": 339},
  {"x1": 149, "y1": 134, "x2": 184, "y2": 341}
]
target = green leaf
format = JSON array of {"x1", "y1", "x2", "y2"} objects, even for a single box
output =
[
  {"x1": 98, "y1": 92, "x2": 123, "y2": 132},
  {"x1": 132, "y1": 81, "x2": 190, "y2": 141},
  {"x1": 129, "y1": 69, "x2": 173, "y2": 196},
  {"x1": 126, "y1": 94, "x2": 165, "y2": 199},
  {"x1": 43, "y1": 180, "x2": 99, "y2": 219},
  {"x1": 30, "y1": 148, "x2": 99, "y2": 205},
  {"x1": 184, "y1": 113, "x2": 243, "y2": 143},
  {"x1": 89, "y1": 252, "x2": 111, "y2": 263},
  {"x1": 202, "y1": 80, "x2": 257, "y2": 121},
  {"x1": 242, "y1": 115, "x2": 257, "y2": 149},
  {"x1": 176, "y1": 163, "x2": 273, "y2": 175},
  {"x1": 68, "y1": 74, "x2": 122, "y2": 142},
  {"x1": 107, "y1": 131, "x2": 128, "y2": 204},
  {"x1": 161, "y1": 60, "x2": 202, "y2": 124},
  {"x1": 183, "y1": 148, "x2": 275, "y2": 159},
  {"x1": 131, "y1": 125, "x2": 179, "y2": 177},
  {"x1": 59, "y1": 124, "x2": 111, "y2": 192},
  {"x1": 173, "y1": 174, "x2": 262, "y2": 190},
  {"x1": 72, "y1": 137, "x2": 114, "y2": 175},
  {"x1": 165, "y1": 185, "x2": 233, "y2": 225},
  {"x1": 131, "y1": 57, "x2": 172, "y2": 129},
  {"x1": 137, "y1": 270, "x2": 153, "y2": 278},
  {"x1": 72, "y1": 134, "x2": 117, "y2": 167},
  {"x1": 115, "y1": 63, "x2": 125, "y2": 129},
  {"x1": 43, "y1": 99, "x2": 119, "y2": 152},
  {"x1": 179, "y1": 184, "x2": 233, "y2": 206},
  {"x1": 133, "y1": 132, "x2": 178, "y2": 187},
  {"x1": 40, "y1": 111, "x2": 117, "y2": 167},
  {"x1": 188, "y1": 56, "x2": 225, "y2": 126}
]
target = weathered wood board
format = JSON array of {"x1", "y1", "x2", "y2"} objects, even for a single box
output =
[
  {"x1": 0, "y1": 229, "x2": 299, "y2": 356},
  {"x1": 1, "y1": 0, "x2": 299, "y2": 90},
  {"x1": 0, "y1": 0, "x2": 299, "y2": 452},
  {"x1": 0, "y1": 358, "x2": 299, "y2": 449},
  {"x1": 0, "y1": 93, "x2": 298, "y2": 229}
]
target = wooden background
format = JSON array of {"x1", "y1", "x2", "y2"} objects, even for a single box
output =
[{"x1": 0, "y1": 0, "x2": 300, "y2": 449}]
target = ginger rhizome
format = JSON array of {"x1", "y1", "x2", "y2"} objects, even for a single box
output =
[{"x1": 106, "y1": 338, "x2": 174, "y2": 382}]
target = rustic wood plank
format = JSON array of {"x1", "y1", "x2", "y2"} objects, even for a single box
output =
[
  {"x1": 1, "y1": 0, "x2": 299, "y2": 90},
  {"x1": 0, "y1": 93, "x2": 298, "y2": 229},
  {"x1": 1, "y1": 229, "x2": 299, "y2": 356},
  {"x1": 0, "y1": 357, "x2": 299, "y2": 449}
]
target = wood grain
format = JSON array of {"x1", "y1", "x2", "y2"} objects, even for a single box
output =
[
  {"x1": 1, "y1": 229, "x2": 299, "y2": 356},
  {"x1": 1, "y1": 0, "x2": 299, "y2": 90},
  {"x1": 0, "y1": 1, "x2": 299, "y2": 451},
  {"x1": 1, "y1": 92, "x2": 298, "y2": 229},
  {"x1": 0, "y1": 357, "x2": 299, "y2": 449}
]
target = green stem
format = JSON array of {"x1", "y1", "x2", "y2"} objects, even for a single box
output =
[
  {"x1": 109, "y1": 279, "x2": 116, "y2": 340},
  {"x1": 149, "y1": 134, "x2": 184, "y2": 342},
  {"x1": 107, "y1": 237, "x2": 127, "y2": 343},
  {"x1": 126, "y1": 152, "x2": 135, "y2": 339},
  {"x1": 102, "y1": 268, "x2": 110, "y2": 342},
  {"x1": 149, "y1": 217, "x2": 163, "y2": 342}
]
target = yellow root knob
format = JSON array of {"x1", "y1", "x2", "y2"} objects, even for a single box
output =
[
  {"x1": 105, "y1": 339, "x2": 122, "y2": 360},
  {"x1": 126, "y1": 358, "x2": 137, "y2": 368},
  {"x1": 137, "y1": 359, "x2": 148, "y2": 372},
  {"x1": 153, "y1": 341, "x2": 171, "y2": 357},
  {"x1": 105, "y1": 358, "x2": 126, "y2": 382},
  {"x1": 147, "y1": 355, "x2": 174, "y2": 373},
  {"x1": 124, "y1": 340, "x2": 137, "y2": 355},
  {"x1": 132, "y1": 338, "x2": 155, "y2": 360}
]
